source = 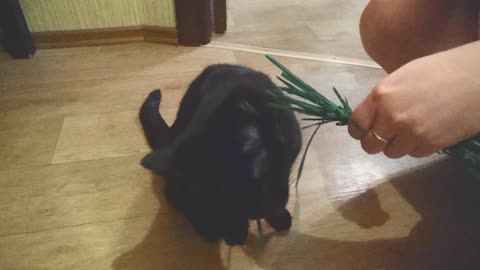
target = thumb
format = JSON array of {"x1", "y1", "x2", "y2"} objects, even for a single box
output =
[{"x1": 348, "y1": 92, "x2": 377, "y2": 140}]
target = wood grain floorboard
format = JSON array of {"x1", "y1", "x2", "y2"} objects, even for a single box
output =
[
  {"x1": 0, "y1": 117, "x2": 63, "y2": 171},
  {"x1": 1, "y1": 40, "x2": 480, "y2": 269},
  {"x1": 0, "y1": 43, "x2": 237, "y2": 89},
  {"x1": 0, "y1": 73, "x2": 194, "y2": 123},
  {"x1": 51, "y1": 110, "x2": 150, "y2": 164}
]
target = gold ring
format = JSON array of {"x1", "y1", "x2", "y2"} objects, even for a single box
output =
[{"x1": 372, "y1": 131, "x2": 388, "y2": 143}]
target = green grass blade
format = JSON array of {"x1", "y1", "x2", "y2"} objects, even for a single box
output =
[
  {"x1": 277, "y1": 77, "x2": 321, "y2": 103},
  {"x1": 281, "y1": 72, "x2": 339, "y2": 112},
  {"x1": 272, "y1": 93, "x2": 329, "y2": 114},
  {"x1": 256, "y1": 219, "x2": 264, "y2": 248},
  {"x1": 296, "y1": 123, "x2": 321, "y2": 187},
  {"x1": 267, "y1": 54, "x2": 480, "y2": 175},
  {"x1": 291, "y1": 107, "x2": 330, "y2": 117},
  {"x1": 268, "y1": 103, "x2": 292, "y2": 110},
  {"x1": 332, "y1": 87, "x2": 348, "y2": 111},
  {"x1": 302, "y1": 118, "x2": 325, "y2": 121},
  {"x1": 266, "y1": 55, "x2": 342, "y2": 113}
]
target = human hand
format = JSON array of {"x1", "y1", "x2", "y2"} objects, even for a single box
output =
[{"x1": 348, "y1": 41, "x2": 480, "y2": 158}]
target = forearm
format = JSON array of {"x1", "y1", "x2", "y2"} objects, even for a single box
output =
[{"x1": 440, "y1": 40, "x2": 480, "y2": 83}]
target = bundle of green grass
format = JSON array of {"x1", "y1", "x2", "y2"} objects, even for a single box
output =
[{"x1": 265, "y1": 55, "x2": 480, "y2": 181}]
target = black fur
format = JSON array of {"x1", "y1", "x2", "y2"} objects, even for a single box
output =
[{"x1": 139, "y1": 64, "x2": 302, "y2": 246}]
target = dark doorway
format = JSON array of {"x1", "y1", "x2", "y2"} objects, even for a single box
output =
[
  {"x1": 0, "y1": 0, "x2": 36, "y2": 59},
  {"x1": 174, "y1": 0, "x2": 227, "y2": 46}
]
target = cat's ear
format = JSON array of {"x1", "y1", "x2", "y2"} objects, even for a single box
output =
[{"x1": 140, "y1": 148, "x2": 174, "y2": 174}]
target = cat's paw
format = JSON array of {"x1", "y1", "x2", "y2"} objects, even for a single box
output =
[
  {"x1": 266, "y1": 209, "x2": 292, "y2": 231},
  {"x1": 201, "y1": 230, "x2": 222, "y2": 243},
  {"x1": 197, "y1": 223, "x2": 222, "y2": 243},
  {"x1": 194, "y1": 224, "x2": 222, "y2": 243},
  {"x1": 224, "y1": 219, "x2": 249, "y2": 246},
  {"x1": 185, "y1": 212, "x2": 222, "y2": 243}
]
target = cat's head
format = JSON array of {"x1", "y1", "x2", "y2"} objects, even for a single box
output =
[{"x1": 221, "y1": 98, "x2": 301, "y2": 222}]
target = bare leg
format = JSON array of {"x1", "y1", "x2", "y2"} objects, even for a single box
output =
[{"x1": 359, "y1": 0, "x2": 479, "y2": 73}]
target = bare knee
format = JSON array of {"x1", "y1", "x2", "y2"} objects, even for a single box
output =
[
  {"x1": 359, "y1": 0, "x2": 416, "y2": 73},
  {"x1": 359, "y1": 2, "x2": 383, "y2": 69},
  {"x1": 360, "y1": 0, "x2": 480, "y2": 73}
]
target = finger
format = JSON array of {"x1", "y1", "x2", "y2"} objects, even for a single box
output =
[
  {"x1": 369, "y1": 110, "x2": 397, "y2": 141},
  {"x1": 409, "y1": 145, "x2": 439, "y2": 158},
  {"x1": 383, "y1": 135, "x2": 417, "y2": 159},
  {"x1": 360, "y1": 110, "x2": 398, "y2": 154},
  {"x1": 349, "y1": 94, "x2": 376, "y2": 140},
  {"x1": 361, "y1": 131, "x2": 387, "y2": 154},
  {"x1": 348, "y1": 120, "x2": 364, "y2": 140}
]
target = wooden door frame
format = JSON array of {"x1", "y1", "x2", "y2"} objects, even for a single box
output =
[
  {"x1": 174, "y1": 0, "x2": 227, "y2": 46},
  {"x1": 0, "y1": 0, "x2": 36, "y2": 58},
  {"x1": 213, "y1": 0, "x2": 227, "y2": 34},
  {"x1": 0, "y1": 0, "x2": 228, "y2": 53}
]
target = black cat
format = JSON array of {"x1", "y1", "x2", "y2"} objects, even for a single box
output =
[{"x1": 139, "y1": 64, "x2": 302, "y2": 246}]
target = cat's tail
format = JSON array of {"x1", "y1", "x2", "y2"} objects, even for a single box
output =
[{"x1": 139, "y1": 89, "x2": 170, "y2": 150}]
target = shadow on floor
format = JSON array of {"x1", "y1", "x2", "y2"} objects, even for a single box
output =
[
  {"x1": 336, "y1": 187, "x2": 391, "y2": 229},
  {"x1": 243, "y1": 160, "x2": 480, "y2": 269},
  {"x1": 113, "y1": 159, "x2": 480, "y2": 269},
  {"x1": 112, "y1": 174, "x2": 226, "y2": 270}
]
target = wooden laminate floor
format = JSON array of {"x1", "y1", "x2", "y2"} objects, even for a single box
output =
[{"x1": 1, "y1": 43, "x2": 480, "y2": 270}]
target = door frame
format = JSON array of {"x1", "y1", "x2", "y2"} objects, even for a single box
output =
[
  {"x1": 0, "y1": 0, "x2": 36, "y2": 58},
  {"x1": 0, "y1": 0, "x2": 228, "y2": 53},
  {"x1": 174, "y1": 0, "x2": 227, "y2": 46},
  {"x1": 213, "y1": 0, "x2": 227, "y2": 34}
]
